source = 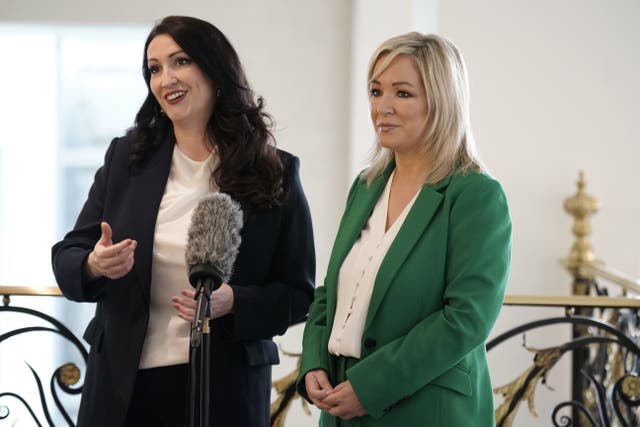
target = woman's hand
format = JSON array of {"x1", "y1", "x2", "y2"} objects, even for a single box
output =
[
  {"x1": 323, "y1": 380, "x2": 367, "y2": 420},
  {"x1": 304, "y1": 369, "x2": 334, "y2": 411},
  {"x1": 85, "y1": 222, "x2": 137, "y2": 280},
  {"x1": 172, "y1": 283, "x2": 235, "y2": 322}
]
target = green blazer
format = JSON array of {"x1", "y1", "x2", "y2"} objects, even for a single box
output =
[{"x1": 297, "y1": 164, "x2": 511, "y2": 427}]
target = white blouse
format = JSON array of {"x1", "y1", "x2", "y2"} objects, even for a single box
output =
[
  {"x1": 139, "y1": 145, "x2": 217, "y2": 369},
  {"x1": 328, "y1": 171, "x2": 420, "y2": 358}
]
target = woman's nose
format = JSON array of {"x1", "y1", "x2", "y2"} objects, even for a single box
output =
[
  {"x1": 376, "y1": 95, "x2": 394, "y2": 116},
  {"x1": 161, "y1": 70, "x2": 178, "y2": 88}
]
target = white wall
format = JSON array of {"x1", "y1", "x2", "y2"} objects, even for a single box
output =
[
  {"x1": 2, "y1": 0, "x2": 640, "y2": 425},
  {"x1": 439, "y1": 0, "x2": 640, "y2": 424}
]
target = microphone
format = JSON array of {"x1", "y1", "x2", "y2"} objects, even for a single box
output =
[{"x1": 185, "y1": 192, "x2": 243, "y2": 347}]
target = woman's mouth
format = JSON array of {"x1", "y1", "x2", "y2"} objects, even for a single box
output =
[{"x1": 165, "y1": 91, "x2": 186, "y2": 104}]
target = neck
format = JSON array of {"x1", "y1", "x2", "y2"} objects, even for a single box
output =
[
  {"x1": 393, "y1": 151, "x2": 432, "y2": 183},
  {"x1": 173, "y1": 125, "x2": 212, "y2": 161}
]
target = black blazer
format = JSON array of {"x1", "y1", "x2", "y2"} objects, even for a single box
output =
[{"x1": 51, "y1": 136, "x2": 315, "y2": 427}]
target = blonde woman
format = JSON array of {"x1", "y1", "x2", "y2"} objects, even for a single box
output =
[{"x1": 297, "y1": 32, "x2": 511, "y2": 426}]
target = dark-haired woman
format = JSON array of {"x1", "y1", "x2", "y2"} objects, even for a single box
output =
[{"x1": 52, "y1": 16, "x2": 315, "y2": 427}]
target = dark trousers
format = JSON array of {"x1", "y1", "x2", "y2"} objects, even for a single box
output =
[{"x1": 124, "y1": 364, "x2": 189, "y2": 427}]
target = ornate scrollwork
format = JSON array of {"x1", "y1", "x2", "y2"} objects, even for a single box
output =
[
  {"x1": 493, "y1": 345, "x2": 563, "y2": 424},
  {"x1": 488, "y1": 316, "x2": 640, "y2": 427},
  {"x1": 0, "y1": 305, "x2": 87, "y2": 426},
  {"x1": 620, "y1": 375, "x2": 640, "y2": 399},
  {"x1": 551, "y1": 400, "x2": 599, "y2": 427}
]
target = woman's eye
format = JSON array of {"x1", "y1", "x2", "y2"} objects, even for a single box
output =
[
  {"x1": 148, "y1": 65, "x2": 160, "y2": 74},
  {"x1": 176, "y1": 57, "x2": 191, "y2": 66},
  {"x1": 369, "y1": 88, "x2": 382, "y2": 97},
  {"x1": 397, "y1": 90, "x2": 411, "y2": 98}
]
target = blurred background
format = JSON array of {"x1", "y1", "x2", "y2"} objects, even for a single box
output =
[{"x1": 1, "y1": 0, "x2": 639, "y2": 425}]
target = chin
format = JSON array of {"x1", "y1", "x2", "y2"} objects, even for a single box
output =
[{"x1": 378, "y1": 139, "x2": 399, "y2": 151}]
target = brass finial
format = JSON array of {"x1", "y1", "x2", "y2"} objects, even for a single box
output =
[{"x1": 563, "y1": 171, "x2": 600, "y2": 277}]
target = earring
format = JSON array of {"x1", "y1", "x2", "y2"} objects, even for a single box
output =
[{"x1": 216, "y1": 88, "x2": 222, "y2": 97}]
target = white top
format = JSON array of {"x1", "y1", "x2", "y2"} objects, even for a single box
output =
[
  {"x1": 139, "y1": 145, "x2": 216, "y2": 369},
  {"x1": 328, "y1": 171, "x2": 420, "y2": 358}
]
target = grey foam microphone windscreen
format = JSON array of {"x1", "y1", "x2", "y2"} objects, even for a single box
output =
[{"x1": 185, "y1": 192, "x2": 243, "y2": 283}]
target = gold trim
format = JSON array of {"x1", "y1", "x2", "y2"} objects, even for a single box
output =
[
  {"x1": 494, "y1": 346, "x2": 563, "y2": 426},
  {"x1": 563, "y1": 171, "x2": 600, "y2": 277},
  {"x1": 503, "y1": 294, "x2": 640, "y2": 308},
  {"x1": 0, "y1": 286, "x2": 63, "y2": 297},
  {"x1": 579, "y1": 264, "x2": 640, "y2": 294},
  {"x1": 58, "y1": 363, "x2": 81, "y2": 386}
]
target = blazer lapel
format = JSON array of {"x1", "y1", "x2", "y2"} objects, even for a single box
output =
[
  {"x1": 364, "y1": 175, "x2": 452, "y2": 331},
  {"x1": 130, "y1": 140, "x2": 173, "y2": 309},
  {"x1": 325, "y1": 167, "x2": 393, "y2": 318}
]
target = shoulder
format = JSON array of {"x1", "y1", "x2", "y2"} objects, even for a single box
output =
[
  {"x1": 276, "y1": 148, "x2": 300, "y2": 172},
  {"x1": 274, "y1": 149, "x2": 305, "y2": 204},
  {"x1": 444, "y1": 170, "x2": 510, "y2": 222},
  {"x1": 104, "y1": 134, "x2": 134, "y2": 163},
  {"x1": 446, "y1": 170, "x2": 506, "y2": 200},
  {"x1": 275, "y1": 148, "x2": 302, "y2": 187}
]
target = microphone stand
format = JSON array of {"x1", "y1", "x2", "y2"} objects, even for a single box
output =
[
  {"x1": 189, "y1": 277, "x2": 213, "y2": 427},
  {"x1": 188, "y1": 265, "x2": 222, "y2": 427}
]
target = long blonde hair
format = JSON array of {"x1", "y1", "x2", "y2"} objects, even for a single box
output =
[{"x1": 363, "y1": 32, "x2": 484, "y2": 185}]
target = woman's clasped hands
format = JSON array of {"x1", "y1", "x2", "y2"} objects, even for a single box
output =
[{"x1": 305, "y1": 369, "x2": 367, "y2": 420}]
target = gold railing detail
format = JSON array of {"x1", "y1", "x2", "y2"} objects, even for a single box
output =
[
  {"x1": 563, "y1": 171, "x2": 600, "y2": 284},
  {"x1": 1, "y1": 285, "x2": 63, "y2": 306},
  {"x1": 494, "y1": 346, "x2": 563, "y2": 426},
  {"x1": 504, "y1": 294, "x2": 640, "y2": 308},
  {"x1": 579, "y1": 263, "x2": 640, "y2": 295}
]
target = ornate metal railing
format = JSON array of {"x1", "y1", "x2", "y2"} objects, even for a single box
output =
[
  {"x1": 560, "y1": 172, "x2": 640, "y2": 426},
  {"x1": 0, "y1": 286, "x2": 309, "y2": 427},
  {"x1": 4, "y1": 292, "x2": 640, "y2": 427},
  {"x1": 0, "y1": 286, "x2": 86, "y2": 426},
  {"x1": 490, "y1": 295, "x2": 640, "y2": 427}
]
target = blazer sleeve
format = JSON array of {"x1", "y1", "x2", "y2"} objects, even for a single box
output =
[
  {"x1": 230, "y1": 155, "x2": 316, "y2": 341},
  {"x1": 346, "y1": 175, "x2": 512, "y2": 418},
  {"x1": 51, "y1": 138, "x2": 120, "y2": 303},
  {"x1": 296, "y1": 175, "x2": 362, "y2": 400}
]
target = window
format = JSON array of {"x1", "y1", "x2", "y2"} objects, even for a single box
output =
[
  {"x1": 0, "y1": 24, "x2": 148, "y2": 426},
  {"x1": 0, "y1": 24, "x2": 148, "y2": 286}
]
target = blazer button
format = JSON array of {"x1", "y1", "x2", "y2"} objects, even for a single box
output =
[{"x1": 364, "y1": 338, "x2": 377, "y2": 349}]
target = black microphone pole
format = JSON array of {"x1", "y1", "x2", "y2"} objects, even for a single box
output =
[
  {"x1": 188, "y1": 265, "x2": 222, "y2": 427},
  {"x1": 184, "y1": 192, "x2": 243, "y2": 427}
]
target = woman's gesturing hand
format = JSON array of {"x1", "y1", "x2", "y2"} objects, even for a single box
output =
[{"x1": 85, "y1": 222, "x2": 137, "y2": 280}]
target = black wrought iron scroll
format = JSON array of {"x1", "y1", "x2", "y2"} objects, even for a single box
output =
[
  {"x1": 488, "y1": 315, "x2": 640, "y2": 427},
  {"x1": 0, "y1": 304, "x2": 87, "y2": 426}
]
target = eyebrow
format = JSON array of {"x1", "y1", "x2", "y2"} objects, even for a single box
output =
[
  {"x1": 147, "y1": 50, "x2": 186, "y2": 63},
  {"x1": 370, "y1": 79, "x2": 416, "y2": 88}
]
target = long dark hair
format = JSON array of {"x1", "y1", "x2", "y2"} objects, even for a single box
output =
[{"x1": 128, "y1": 16, "x2": 284, "y2": 208}]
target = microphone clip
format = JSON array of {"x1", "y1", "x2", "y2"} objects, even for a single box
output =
[{"x1": 189, "y1": 266, "x2": 222, "y2": 348}]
